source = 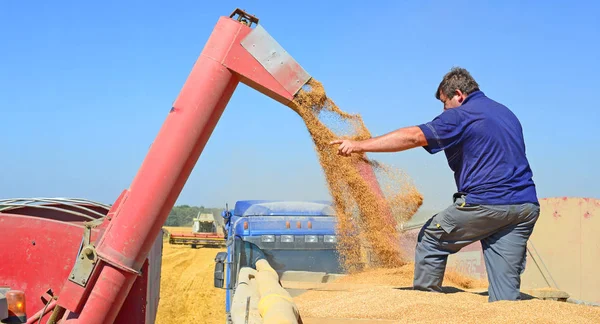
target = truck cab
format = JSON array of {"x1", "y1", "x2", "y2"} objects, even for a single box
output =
[{"x1": 213, "y1": 200, "x2": 344, "y2": 317}]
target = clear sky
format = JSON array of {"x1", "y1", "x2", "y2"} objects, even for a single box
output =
[{"x1": 1, "y1": 1, "x2": 598, "y2": 214}]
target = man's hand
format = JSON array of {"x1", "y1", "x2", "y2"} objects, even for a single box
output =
[
  {"x1": 329, "y1": 126, "x2": 427, "y2": 156},
  {"x1": 329, "y1": 139, "x2": 363, "y2": 157}
]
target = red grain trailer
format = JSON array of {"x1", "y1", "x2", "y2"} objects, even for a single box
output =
[{"x1": 0, "y1": 198, "x2": 162, "y2": 323}]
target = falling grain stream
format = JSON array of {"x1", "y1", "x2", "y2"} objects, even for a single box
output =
[{"x1": 288, "y1": 78, "x2": 423, "y2": 271}]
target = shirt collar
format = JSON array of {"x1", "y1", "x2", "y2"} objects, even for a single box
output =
[{"x1": 462, "y1": 90, "x2": 485, "y2": 105}]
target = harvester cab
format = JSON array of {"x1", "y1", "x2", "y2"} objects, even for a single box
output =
[
  {"x1": 168, "y1": 211, "x2": 226, "y2": 248},
  {"x1": 213, "y1": 200, "x2": 345, "y2": 321},
  {"x1": 193, "y1": 213, "x2": 218, "y2": 234}
]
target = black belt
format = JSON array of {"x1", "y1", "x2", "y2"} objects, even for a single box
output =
[
  {"x1": 453, "y1": 192, "x2": 467, "y2": 201},
  {"x1": 453, "y1": 192, "x2": 480, "y2": 207}
]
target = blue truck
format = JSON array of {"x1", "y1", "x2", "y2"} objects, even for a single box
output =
[{"x1": 212, "y1": 200, "x2": 345, "y2": 319}]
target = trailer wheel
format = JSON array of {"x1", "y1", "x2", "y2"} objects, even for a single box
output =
[{"x1": 191, "y1": 243, "x2": 197, "y2": 249}]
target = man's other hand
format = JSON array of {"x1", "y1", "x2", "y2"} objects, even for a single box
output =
[{"x1": 330, "y1": 139, "x2": 363, "y2": 157}]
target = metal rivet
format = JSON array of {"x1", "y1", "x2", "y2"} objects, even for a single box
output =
[{"x1": 84, "y1": 247, "x2": 94, "y2": 258}]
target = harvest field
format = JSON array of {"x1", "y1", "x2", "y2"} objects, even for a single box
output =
[
  {"x1": 156, "y1": 227, "x2": 600, "y2": 324},
  {"x1": 156, "y1": 227, "x2": 226, "y2": 324}
]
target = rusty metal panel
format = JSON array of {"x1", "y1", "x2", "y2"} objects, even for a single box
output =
[
  {"x1": 580, "y1": 198, "x2": 600, "y2": 303},
  {"x1": 521, "y1": 243, "x2": 554, "y2": 290},
  {"x1": 447, "y1": 243, "x2": 487, "y2": 281},
  {"x1": 241, "y1": 24, "x2": 311, "y2": 97},
  {"x1": 522, "y1": 198, "x2": 581, "y2": 296},
  {"x1": 520, "y1": 197, "x2": 600, "y2": 302}
]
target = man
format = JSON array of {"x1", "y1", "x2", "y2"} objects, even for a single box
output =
[{"x1": 330, "y1": 67, "x2": 539, "y2": 302}]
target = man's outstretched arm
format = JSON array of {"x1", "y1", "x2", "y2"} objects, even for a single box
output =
[{"x1": 330, "y1": 126, "x2": 427, "y2": 156}]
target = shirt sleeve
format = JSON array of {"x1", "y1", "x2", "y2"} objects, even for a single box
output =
[{"x1": 418, "y1": 108, "x2": 467, "y2": 154}]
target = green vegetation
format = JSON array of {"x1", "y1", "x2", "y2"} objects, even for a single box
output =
[{"x1": 164, "y1": 205, "x2": 224, "y2": 227}]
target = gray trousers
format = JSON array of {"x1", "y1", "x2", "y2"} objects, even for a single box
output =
[{"x1": 413, "y1": 195, "x2": 540, "y2": 302}]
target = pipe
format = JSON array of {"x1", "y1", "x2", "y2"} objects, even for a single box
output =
[
  {"x1": 255, "y1": 260, "x2": 299, "y2": 324},
  {"x1": 66, "y1": 17, "x2": 243, "y2": 324},
  {"x1": 25, "y1": 300, "x2": 56, "y2": 324},
  {"x1": 46, "y1": 305, "x2": 66, "y2": 324},
  {"x1": 230, "y1": 268, "x2": 261, "y2": 324}
]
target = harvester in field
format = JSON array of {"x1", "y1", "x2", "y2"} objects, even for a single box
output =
[{"x1": 168, "y1": 212, "x2": 226, "y2": 248}]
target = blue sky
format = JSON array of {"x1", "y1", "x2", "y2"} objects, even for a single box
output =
[{"x1": 1, "y1": 1, "x2": 598, "y2": 214}]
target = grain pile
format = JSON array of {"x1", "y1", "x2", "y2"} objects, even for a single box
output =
[
  {"x1": 288, "y1": 79, "x2": 423, "y2": 271},
  {"x1": 332, "y1": 262, "x2": 488, "y2": 290},
  {"x1": 294, "y1": 263, "x2": 600, "y2": 323},
  {"x1": 155, "y1": 228, "x2": 226, "y2": 324},
  {"x1": 295, "y1": 287, "x2": 600, "y2": 323}
]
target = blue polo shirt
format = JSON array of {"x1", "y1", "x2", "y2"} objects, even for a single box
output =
[{"x1": 418, "y1": 91, "x2": 538, "y2": 205}]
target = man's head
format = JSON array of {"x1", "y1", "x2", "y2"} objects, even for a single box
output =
[{"x1": 435, "y1": 67, "x2": 480, "y2": 110}]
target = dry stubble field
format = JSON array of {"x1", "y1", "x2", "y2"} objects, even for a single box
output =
[{"x1": 156, "y1": 227, "x2": 226, "y2": 324}]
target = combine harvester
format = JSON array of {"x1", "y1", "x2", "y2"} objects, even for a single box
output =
[
  {"x1": 167, "y1": 212, "x2": 226, "y2": 248},
  {"x1": 1, "y1": 7, "x2": 598, "y2": 324}
]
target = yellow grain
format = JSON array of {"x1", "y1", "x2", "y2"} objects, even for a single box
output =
[
  {"x1": 155, "y1": 230, "x2": 226, "y2": 324},
  {"x1": 288, "y1": 79, "x2": 423, "y2": 271}
]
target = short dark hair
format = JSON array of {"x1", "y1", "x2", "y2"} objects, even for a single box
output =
[{"x1": 435, "y1": 67, "x2": 480, "y2": 100}]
